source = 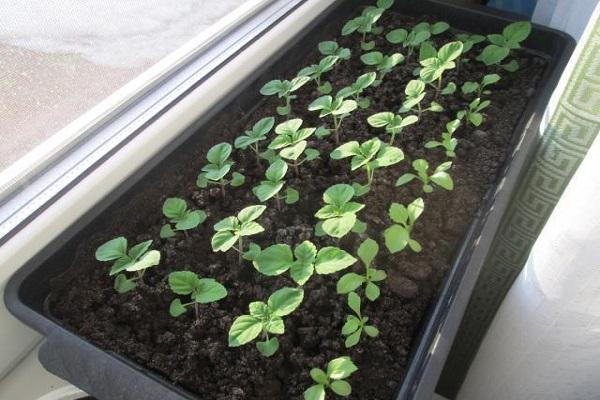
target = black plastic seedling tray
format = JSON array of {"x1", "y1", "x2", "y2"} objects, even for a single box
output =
[{"x1": 5, "y1": 1, "x2": 574, "y2": 399}]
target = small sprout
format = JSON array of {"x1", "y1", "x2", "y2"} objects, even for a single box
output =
[
  {"x1": 268, "y1": 119, "x2": 318, "y2": 175},
  {"x1": 425, "y1": 119, "x2": 461, "y2": 158},
  {"x1": 168, "y1": 271, "x2": 227, "y2": 319},
  {"x1": 337, "y1": 72, "x2": 377, "y2": 109},
  {"x1": 419, "y1": 41, "x2": 463, "y2": 96},
  {"x1": 308, "y1": 95, "x2": 357, "y2": 144},
  {"x1": 337, "y1": 238, "x2": 386, "y2": 301},
  {"x1": 234, "y1": 117, "x2": 275, "y2": 164},
  {"x1": 461, "y1": 73, "x2": 500, "y2": 98},
  {"x1": 364, "y1": 0, "x2": 395, "y2": 35},
  {"x1": 315, "y1": 184, "x2": 365, "y2": 239},
  {"x1": 160, "y1": 198, "x2": 206, "y2": 239},
  {"x1": 457, "y1": 97, "x2": 491, "y2": 127},
  {"x1": 441, "y1": 82, "x2": 457, "y2": 95},
  {"x1": 395, "y1": 159, "x2": 454, "y2": 193},
  {"x1": 342, "y1": 292, "x2": 379, "y2": 348},
  {"x1": 360, "y1": 51, "x2": 404, "y2": 86},
  {"x1": 228, "y1": 287, "x2": 304, "y2": 357},
  {"x1": 254, "y1": 240, "x2": 357, "y2": 285},
  {"x1": 304, "y1": 356, "x2": 358, "y2": 399},
  {"x1": 260, "y1": 76, "x2": 311, "y2": 116},
  {"x1": 384, "y1": 198, "x2": 424, "y2": 253},
  {"x1": 197, "y1": 143, "x2": 245, "y2": 196},
  {"x1": 298, "y1": 55, "x2": 339, "y2": 94},
  {"x1": 399, "y1": 79, "x2": 443, "y2": 117},
  {"x1": 211, "y1": 205, "x2": 266, "y2": 265},
  {"x1": 318, "y1": 40, "x2": 351, "y2": 60},
  {"x1": 331, "y1": 138, "x2": 404, "y2": 188},
  {"x1": 341, "y1": 7, "x2": 384, "y2": 50},
  {"x1": 252, "y1": 159, "x2": 299, "y2": 210},
  {"x1": 477, "y1": 21, "x2": 531, "y2": 70},
  {"x1": 367, "y1": 111, "x2": 418, "y2": 144},
  {"x1": 95, "y1": 237, "x2": 161, "y2": 293},
  {"x1": 455, "y1": 33, "x2": 486, "y2": 72},
  {"x1": 386, "y1": 27, "x2": 430, "y2": 62}
]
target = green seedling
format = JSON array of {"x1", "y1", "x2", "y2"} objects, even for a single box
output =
[
  {"x1": 211, "y1": 205, "x2": 266, "y2": 264},
  {"x1": 396, "y1": 159, "x2": 454, "y2": 193},
  {"x1": 254, "y1": 240, "x2": 357, "y2": 285},
  {"x1": 298, "y1": 55, "x2": 340, "y2": 94},
  {"x1": 315, "y1": 184, "x2": 365, "y2": 239},
  {"x1": 252, "y1": 159, "x2": 299, "y2": 210},
  {"x1": 337, "y1": 238, "x2": 386, "y2": 301},
  {"x1": 308, "y1": 95, "x2": 357, "y2": 144},
  {"x1": 367, "y1": 111, "x2": 419, "y2": 144},
  {"x1": 386, "y1": 27, "x2": 430, "y2": 62},
  {"x1": 342, "y1": 291, "x2": 379, "y2": 348},
  {"x1": 384, "y1": 198, "x2": 424, "y2": 253},
  {"x1": 95, "y1": 237, "x2": 161, "y2": 293},
  {"x1": 477, "y1": 21, "x2": 531, "y2": 71},
  {"x1": 461, "y1": 73, "x2": 500, "y2": 98},
  {"x1": 425, "y1": 119, "x2": 460, "y2": 158},
  {"x1": 337, "y1": 72, "x2": 377, "y2": 109},
  {"x1": 234, "y1": 116, "x2": 275, "y2": 164},
  {"x1": 160, "y1": 197, "x2": 207, "y2": 239},
  {"x1": 419, "y1": 41, "x2": 463, "y2": 96},
  {"x1": 363, "y1": 0, "x2": 395, "y2": 35},
  {"x1": 330, "y1": 138, "x2": 404, "y2": 191},
  {"x1": 304, "y1": 356, "x2": 358, "y2": 400},
  {"x1": 455, "y1": 33, "x2": 486, "y2": 72},
  {"x1": 197, "y1": 142, "x2": 245, "y2": 196},
  {"x1": 399, "y1": 79, "x2": 443, "y2": 117},
  {"x1": 168, "y1": 271, "x2": 227, "y2": 319},
  {"x1": 360, "y1": 51, "x2": 404, "y2": 86},
  {"x1": 318, "y1": 40, "x2": 351, "y2": 60},
  {"x1": 260, "y1": 76, "x2": 311, "y2": 116},
  {"x1": 341, "y1": 6, "x2": 384, "y2": 50},
  {"x1": 229, "y1": 287, "x2": 304, "y2": 357},
  {"x1": 457, "y1": 97, "x2": 491, "y2": 127},
  {"x1": 268, "y1": 119, "x2": 319, "y2": 175}
]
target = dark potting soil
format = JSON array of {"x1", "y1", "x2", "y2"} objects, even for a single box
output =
[{"x1": 49, "y1": 10, "x2": 547, "y2": 400}]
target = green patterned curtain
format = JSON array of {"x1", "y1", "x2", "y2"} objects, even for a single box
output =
[{"x1": 438, "y1": 14, "x2": 600, "y2": 398}]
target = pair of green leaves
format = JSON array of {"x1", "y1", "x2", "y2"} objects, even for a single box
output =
[
  {"x1": 95, "y1": 237, "x2": 161, "y2": 293},
  {"x1": 336, "y1": 72, "x2": 376, "y2": 109},
  {"x1": 342, "y1": 292, "x2": 379, "y2": 348},
  {"x1": 461, "y1": 73, "x2": 500, "y2": 98},
  {"x1": 168, "y1": 271, "x2": 227, "y2": 317},
  {"x1": 268, "y1": 119, "x2": 319, "y2": 168},
  {"x1": 253, "y1": 240, "x2": 357, "y2": 285},
  {"x1": 308, "y1": 95, "x2": 358, "y2": 119},
  {"x1": 367, "y1": 112, "x2": 419, "y2": 144},
  {"x1": 386, "y1": 21, "x2": 448, "y2": 50},
  {"x1": 330, "y1": 138, "x2": 404, "y2": 188},
  {"x1": 298, "y1": 55, "x2": 339, "y2": 94},
  {"x1": 341, "y1": 6, "x2": 384, "y2": 50},
  {"x1": 337, "y1": 238, "x2": 386, "y2": 301},
  {"x1": 399, "y1": 80, "x2": 442, "y2": 116},
  {"x1": 160, "y1": 198, "x2": 206, "y2": 239},
  {"x1": 315, "y1": 184, "x2": 365, "y2": 239},
  {"x1": 425, "y1": 119, "x2": 460, "y2": 158},
  {"x1": 384, "y1": 198, "x2": 424, "y2": 254},
  {"x1": 228, "y1": 287, "x2": 304, "y2": 357},
  {"x1": 455, "y1": 33, "x2": 486, "y2": 56},
  {"x1": 196, "y1": 143, "x2": 245, "y2": 189},
  {"x1": 252, "y1": 159, "x2": 299, "y2": 206},
  {"x1": 419, "y1": 41, "x2": 463, "y2": 83},
  {"x1": 304, "y1": 356, "x2": 358, "y2": 399},
  {"x1": 234, "y1": 116, "x2": 275, "y2": 157},
  {"x1": 360, "y1": 51, "x2": 404, "y2": 84},
  {"x1": 396, "y1": 159, "x2": 454, "y2": 193},
  {"x1": 211, "y1": 205, "x2": 266, "y2": 253},
  {"x1": 477, "y1": 21, "x2": 531, "y2": 70},
  {"x1": 318, "y1": 40, "x2": 351, "y2": 60},
  {"x1": 260, "y1": 76, "x2": 311, "y2": 115},
  {"x1": 457, "y1": 97, "x2": 491, "y2": 127}
]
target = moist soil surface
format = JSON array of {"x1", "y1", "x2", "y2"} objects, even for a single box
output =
[{"x1": 49, "y1": 10, "x2": 547, "y2": 400}]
